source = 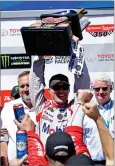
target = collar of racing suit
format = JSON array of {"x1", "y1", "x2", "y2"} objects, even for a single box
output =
[{"x1": 52, "y1": 100, "x2": 68, "y2": 108}]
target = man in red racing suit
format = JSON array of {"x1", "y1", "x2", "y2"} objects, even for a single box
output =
[{"x1": 29, "y1": 36, "x2": 91, "y2": 148}]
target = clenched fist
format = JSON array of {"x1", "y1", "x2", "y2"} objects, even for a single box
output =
[
  {"x1": 77, "y1": 89, "x2": 93, "y2": 105},
  {"x1": 83, "y1": 103, "x2": 101, "y2": 121}
]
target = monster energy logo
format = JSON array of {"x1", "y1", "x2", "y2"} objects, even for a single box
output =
[{"x1": 1, "y1": 55, "x2": 10, "y2": 68}]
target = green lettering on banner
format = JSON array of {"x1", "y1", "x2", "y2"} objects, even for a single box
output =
[
  {"x1": 1, "y1": 55, "x2": 10, "y2": 69},
  {"x1": 0, "y1": 54, "x2": 31, "y2": 69}
]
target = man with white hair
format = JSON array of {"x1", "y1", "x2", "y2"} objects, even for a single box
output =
[
  {"x1": 83, "y1": 73, "x2": 114, "y2": 165},
  {"x1": 92, "y1": 73, "x2": 114, "y2": 138}
]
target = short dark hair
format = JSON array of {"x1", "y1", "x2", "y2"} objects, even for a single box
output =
[
  {"x1": 66, "y1": 154, "x2": 95, "y2": 166},
  {"x1": 11, "y1": 85, "x2": 19, "y2": 99},
  {"x1": 18, "y1": 71, "x2": 30, "y2": 79}
]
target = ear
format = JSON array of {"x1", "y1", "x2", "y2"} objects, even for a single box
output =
[{"x1": 110, "y1": 87, "x2": 113, "y2": 93}]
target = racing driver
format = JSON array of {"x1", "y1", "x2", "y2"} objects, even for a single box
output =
[{"x1": 29, "y1": 36, "x2": 91, "y2": 147}]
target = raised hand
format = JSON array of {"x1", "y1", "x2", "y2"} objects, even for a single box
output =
[
  {"x1": 72, "y1": 35, "x2": 79, "y2": 44},
  {"x1": 77, "y1": 89, "x2": 93, "y2": 105},
  {"x1": 83, "y1": 103, "x2": 101, "y2": 121}
]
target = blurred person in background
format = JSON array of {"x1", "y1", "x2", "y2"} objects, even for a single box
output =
[
  {"x1": 0, "y1": 71, "x2": 36, "y2": 165},
  {"x1": 11, "y1": 85, "x2": 20, "y2": 100},
  {"x1": 0, "y1": 106, "x2": 9, "y2": 165},
  {"x1": 0, "y1": 106, "x2": 8, "y2": 138}
]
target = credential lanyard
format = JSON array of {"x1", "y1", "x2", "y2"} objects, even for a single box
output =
[{"x1": 100, "y1": 101, "x2": 113, "y2": 129}]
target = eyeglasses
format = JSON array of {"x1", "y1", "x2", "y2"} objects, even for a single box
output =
[
  {"x1": 20, "y1": 84, "x2": 29, "y2": 88},
  {"x1": 52, "y1": 84, "x2": 69, "y2": 91},
  {"x1": 93, "y1": 87, "x2": 108, "y2": 92}
]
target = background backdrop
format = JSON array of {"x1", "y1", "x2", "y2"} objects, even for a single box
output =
[{"x1": 1, "y1": 1, "x2": 114, "y2": 106}]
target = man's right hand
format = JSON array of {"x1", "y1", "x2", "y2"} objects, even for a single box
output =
[
  {"x1": 14, "y1": 114, "x2": 36, "y2": 131},
  {"x1": 77, "y1": 89, "x2": 93, "y2": 105},
  {"x1": 83, "y1": 103, "x2": 101, "y2": 121}
]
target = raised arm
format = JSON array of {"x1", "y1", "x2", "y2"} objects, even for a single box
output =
[
  {"x1": 83, "y1": 103, "x2": 114, "y2": 165},
  {"x1": 66, "y1": 90, "x2": 93, "y2": 156},
  {"x1": 27, "y1": 131, "x2": 48, "y2": 165},
  {"x1": 96, "y1": 116, "x2": 114, "y2": 165},
  {"x1": 29, "y1": 56, "x2": 46, "y2": 114}
]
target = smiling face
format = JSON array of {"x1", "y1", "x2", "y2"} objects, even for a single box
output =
[
  {"x1": 49, "y1": 82, "x2": 70, "y2": 106},
  {"x1": 18, "y1": 74, "x2": 31, "y2": 103},
  {"x1": 93, "y1": 80, "x2": 112, "y2": 105}
]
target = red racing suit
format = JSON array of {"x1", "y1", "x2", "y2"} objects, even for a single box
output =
[
  {"x1": 27, "y1": 131, "x2": 48, "y2": 166},
  {"x1": 29, "y1": 56, "x2": 90, "y2": 147}
]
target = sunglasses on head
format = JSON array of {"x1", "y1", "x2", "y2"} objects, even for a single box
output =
[
  {"x1": 52, "y1": 84, "x2": 69, "y2": 91},
  {"x1": 20, "y1": 84, "x2": 29, "y2": 88},
  {"x1": 93, "y1": 87, "x2": 108, "y2": 92}
]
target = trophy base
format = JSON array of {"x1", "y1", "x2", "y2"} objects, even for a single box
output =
[{"x1": 21, "y1": 26, "x2": 72, "y2": 56}]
